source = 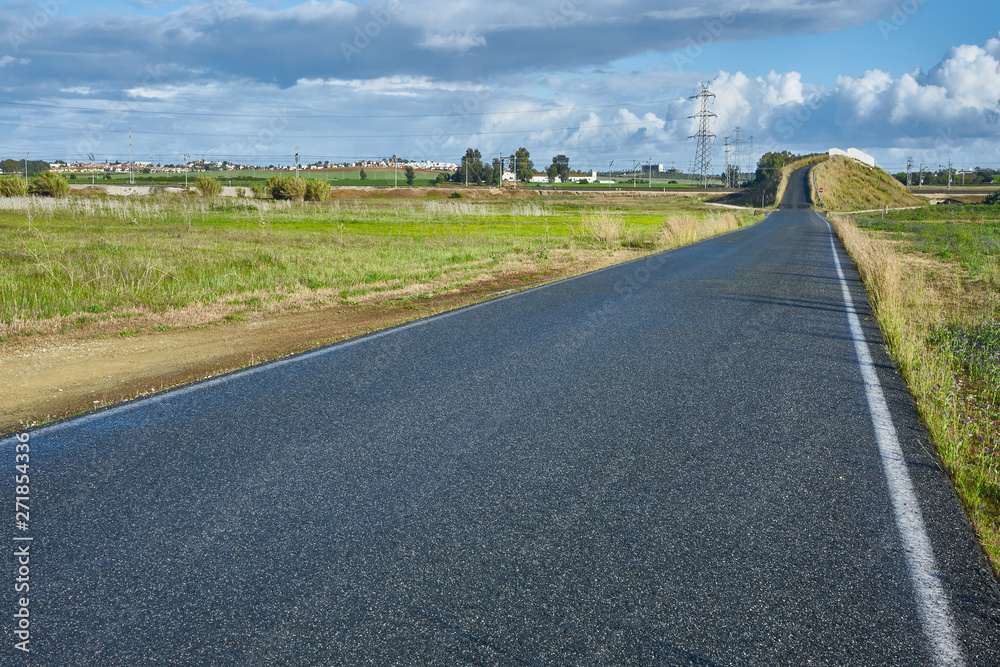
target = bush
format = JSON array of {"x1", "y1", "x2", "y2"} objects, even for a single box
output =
[
  {"x1": 0, "y1": 176, "x2": 28, "y2": 197},
  {"x1": 984, "y1": 190, "x2": 1000, "y2": 206},
  {"x1": 194, "y1": 175, "x2": 222, "y2": 197},
  {"x1": 304, "y1": 179, "x2": 329, "y2": 202},
  {"x1": 449, "y1": 191, "x2": 463, "y2": 199},
  {"x1": 267, "y1": 176, "x2": 307, "y2": 200},
  {"x1": 28, "y1": 171, "x2": 70, "y2": 198},
  {"x1": 359, "y1": 169, "x2": 367, "y2": 181},
  {"x1": 250, "y1": 184, "x2": 268, "y2": 199}
]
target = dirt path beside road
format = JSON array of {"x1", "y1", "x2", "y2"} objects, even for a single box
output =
[{"x1": 2, "y1": 253, "x2": 629, "y2": 435}]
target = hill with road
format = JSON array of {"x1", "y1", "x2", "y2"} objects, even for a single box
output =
[{"x1": 812, "y1": 155, "x2": 926, "y2": 211}]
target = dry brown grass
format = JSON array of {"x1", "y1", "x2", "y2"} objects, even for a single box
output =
[
  {"x1": 581, "y1": 209, "x2": 629, "y2": 243},
  {"x1": 816, "y1": 157, "x2": 926, "y2": 211},
  {"x1": 658, "y1": 212, "x2": 746, "y2": 249},
  {"x1": 832, "y1": 215, "x2": 1000, "y2": 573}
]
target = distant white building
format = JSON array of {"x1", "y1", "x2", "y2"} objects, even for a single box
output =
[{"x1": 829, "y1": 147, "x2": 875, "y2": 168}]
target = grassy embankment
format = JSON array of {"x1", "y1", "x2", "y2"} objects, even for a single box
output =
[
  {"x1": 0, "y1": 191, "x2": 761, "y2": 340},
  {"x1": 813, "y1": 156, "x2": 926, "y2": 211},
  {"x1": 832, "y1": 205, "x2": 1000, "y2": 573}
]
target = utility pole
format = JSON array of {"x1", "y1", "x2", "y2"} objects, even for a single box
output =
[
  {"x1": 948, "y1": 159, "x2": 953, "y2": 190},
  {"x1": 608, "y1": 160, "x2": 614, "y2": 182},
  {"x1": 689, "y1": 83, "x2": 717, "y2": 188},
  {"x1": 906, "y1": 156, "x2": 913, "y2": 189},
  {"x1": 295, "y1": 147, "x2": 300, "y2": 178},
  {"x1": 723, "y1": 137, "x2": 731, "y2": 188},
  {"x1": 632, "y1": 160, "x2": 639, "y2": 187},
  {"x1": 184, "y1": 148, "x2": 190, "y2": 188},
  {"x1": 919, "y1": 163, "x2": 925, "y2": 188},
  {"x1": 88, "y1": 153, "x2": 95, "y2": 184},
  {"x1": 128, "y1": 128, "x2": 134, "y2": 185}
]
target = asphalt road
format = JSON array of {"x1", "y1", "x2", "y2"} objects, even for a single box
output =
[{"x1": 3, "y1": 169, "x2": 999, "y2": 664}]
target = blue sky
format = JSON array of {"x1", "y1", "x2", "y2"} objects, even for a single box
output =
[{"x1": 1, "y1": 0, "x2": 998, "y2": 172}]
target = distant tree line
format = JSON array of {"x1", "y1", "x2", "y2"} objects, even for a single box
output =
[
  {"x1": 445, "y1": 147, "x2": 537, "y2": 186},
  {"x1": 894, "y1": 167, "x2": 1000, "y2": 187},
  {"x1": 0, "y1": 159, "x2": 50, "y2": 176}
]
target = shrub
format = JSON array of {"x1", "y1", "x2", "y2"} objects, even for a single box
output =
[
  {"x1": 250, "y1": 184, "x2": 268, "y2": 199},
  {"x1": 194, "y1": 175, "x2": 222, "y2": 197},
  {"x1": 359, "y1": 168, "x2": 367, "y2": 181},
  {"x1": 449, "y1": 191, "x2": 463, "y2": 199},
  {"x1": 304, "y1": 179, "x2": 329, "y2": 202},
  {"x1": 984, "y1": 190, "x2": 1000, "y2": 206},
  {"x1": 0, "y1": 176, "x2": 28, "y2": 197},
  {"x1": 267, "y1": 176, "x2": 307, "y2": 200},
  {"x1": 28, "y1": 171, "x2": 70, "y2": 198}
]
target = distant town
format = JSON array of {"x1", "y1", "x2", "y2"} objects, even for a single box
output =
[{"x1": 42, "y1": 158, "x2": 461, "y2": 175}]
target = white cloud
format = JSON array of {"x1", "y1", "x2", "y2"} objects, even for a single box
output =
[
  {"x1": 0, "y1": 57, "x2": 29, "y2": 67},
  {"x1": 417, "y1": 30, "x2": 487, "y2": 54}
]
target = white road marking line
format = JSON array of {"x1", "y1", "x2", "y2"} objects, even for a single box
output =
[{"x1": 827, "y1": 224, "x2": 965, "y2": 666}]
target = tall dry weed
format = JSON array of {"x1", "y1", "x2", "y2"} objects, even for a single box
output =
[
  {"x1": 581, "y1": 209, "x2": 627, "y2": 243},
  {"x1": 658, "y1": 212, "x2": 742, "y2": 250}
]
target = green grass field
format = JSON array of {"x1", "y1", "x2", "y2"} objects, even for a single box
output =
[
  {"x1": 65, "y1": 168, "x2": 445, "y2": 188},
  {"x1": 1, "y1": 192, "x2": 759, "y2": 332}
]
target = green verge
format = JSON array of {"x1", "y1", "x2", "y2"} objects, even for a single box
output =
[{"x1": 832, "y1": 207, "x2": 1000, "y2": 574}]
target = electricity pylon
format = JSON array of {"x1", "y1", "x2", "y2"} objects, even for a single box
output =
[{"x1": 689, "y1": 83, "x2": 716, "y2": 187}]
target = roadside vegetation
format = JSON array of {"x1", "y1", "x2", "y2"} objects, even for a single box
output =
[
  {"x1": 814, "y1": 156, "x2": 926, "y2": 211},
  {"x1": 832, "y1": 205, "x2": 1000, "y2": 573},
  {"x1": 0, "y1": 191, "x2": 761, "y2": 339}
]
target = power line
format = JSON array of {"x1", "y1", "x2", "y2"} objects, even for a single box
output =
[
  {"x1": 0, "y1": 98, "x2": 679, "y2": 120},
  {"x1": 0, "y1": 117, "x2": 685, "y2": 141}
]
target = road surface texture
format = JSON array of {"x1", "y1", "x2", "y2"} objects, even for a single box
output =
[{"x1": 3, "y1": 168, "x2": 999, "y2": 664}]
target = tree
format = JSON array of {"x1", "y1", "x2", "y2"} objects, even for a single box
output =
[
  {"x1": 753, "y1": 151, "x2": 796, "y2": 183},
  {"x1": 404, "y1": 165, "x2": 415, "y2": 186},
  {"x1": 193, "y1": 175, "x2": 222, "y2": 197},
  {"x1": 514, "y1": 147, "x2": 533, "y2": 182},
  {"x1": 549, "y1": 155, "x2": 570, "y2": 182},
  {"x1": 359, "y1": 168, "x2": 367, "y2": 181},
  {"x1": 545, "y1": 164, "x2": 559, "y2": 183},
  {"x1": 1, "y1": 158, "x2": 48, "y2": 175},
  {"x1": 453, "y1": 148, "x2": 484, "y2": 184},
  {"x1": 29, "y1": 171, "x2": 70, "y2": 198},
  {"x1": 491, "y1": 157, "x2": 502, "y2": 186}
]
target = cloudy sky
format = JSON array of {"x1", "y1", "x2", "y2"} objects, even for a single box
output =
[{"x1": 1, "y1": 0, "x2": 999, "y2": 173}]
